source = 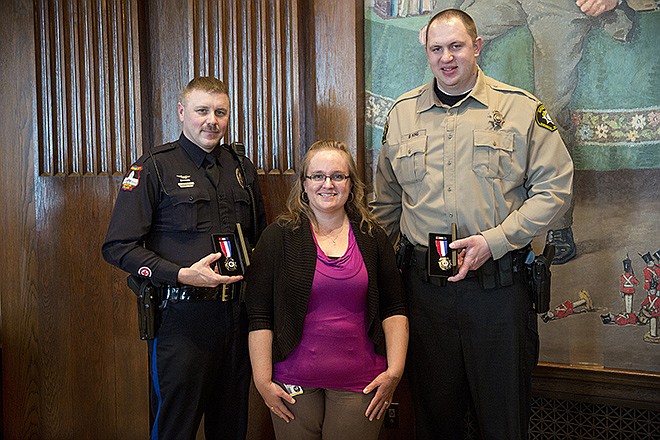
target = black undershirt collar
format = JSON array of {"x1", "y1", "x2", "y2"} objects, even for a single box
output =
[{"x1": 434, "y1": 80, "x2": 470, "y2": 107}]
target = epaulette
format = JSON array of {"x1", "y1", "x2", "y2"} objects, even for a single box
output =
[
  {"x1": 489, "y1": 79, "x2": 539, "y2": 104},
  {"x1": 132, "y1": 141, "x2": 177, "y2": 166},
  {"x1": 388, "y1": 84, "x2": 426, "y2": 115},
  {"x1": 382, "y1": 84, "x2": 429, "y2": 145},
  {"x1": 149, "y1": 141, "x2": 178, "y2": 155}
]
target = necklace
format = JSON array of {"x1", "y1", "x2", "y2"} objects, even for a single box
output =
[{"x1": 317, "y1": 220, "x2": 346, "y2": 246}]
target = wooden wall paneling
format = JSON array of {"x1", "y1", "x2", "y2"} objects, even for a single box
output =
[
  {"x1": 260, "y1": 0, "x2": 276, "y2": 170},
  {"x1": 255, "y1": 0, "x2": 303, "y2": 221},
  {"x1": 0, "y1": 2, "x2": 40, "y2": 438},
  {"x1": 533, "y1": 363, "x2": 660, "y2": 411},
  {"x1": 221, "y1": 0, "x2": 243, "y2": 146},
  {"x1": 144, "y1": 0, "x2": 190, "y2": 146},
  {"x1": 33, "y1": 180, "x2": 68, "y2": 438},
  {"x1": 305, "y1": 0, "x2": 365, "y2": 181},
  {"x1": 178, "y1": 0, "x2": 304, "y2": 223},
  {"x1": 0, "y1": 0, "x2": 367, "y2": 438},
  {"x1": 29, "y1": 177, "x2": 148, "y2": 439},
  {"x1": 0, "y1": 0, "x2": 148, "y2": 438},
  {"x1": 186, "y1": 0, "x2": 303, "y2": 170},
  {"x1": 34, "y1": 0, "x2": 142, "y2": 177}
]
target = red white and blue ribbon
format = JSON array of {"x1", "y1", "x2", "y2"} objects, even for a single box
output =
[
  {"x1": 219, "y1": 237, "x2": 232, "y2": 259},
  {"x1": 435, "y1": 236, "x2": 451, "y2": 271},
  {"x1": 218, "y1": 237, "x2": 238, "y2": 271}
]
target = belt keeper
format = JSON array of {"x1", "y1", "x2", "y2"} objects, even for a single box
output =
[{"x1": 221, "y1": 284, "x2": 234, "y2": 302}]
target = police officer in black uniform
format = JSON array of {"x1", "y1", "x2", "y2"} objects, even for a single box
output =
[{"x1": 102, "y1": 76, "x2": 266, "y2": 440}]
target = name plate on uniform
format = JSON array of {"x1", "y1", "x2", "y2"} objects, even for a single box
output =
[
  {"x1": 427, "y1": 223, "x2": 458, "y2": 278},
  {"x1": 211, "y1": 224, "x2": 251, "y2": 275}
]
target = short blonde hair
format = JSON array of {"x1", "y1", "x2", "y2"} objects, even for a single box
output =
[{"x1": 181, "y1": 77, "x2": 229, "y2": 102}]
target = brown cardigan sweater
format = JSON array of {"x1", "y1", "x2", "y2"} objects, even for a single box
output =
[{"x1": 245, "y1": 216, "x2": 407, "y2": 363}]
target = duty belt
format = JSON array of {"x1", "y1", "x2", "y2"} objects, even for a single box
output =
[
  {"x1": 409, "y1": 243, "x2": 531, "y2": 288},
  {"x1": 160, "y1": 283, "x2": 238, "y2": 303}
]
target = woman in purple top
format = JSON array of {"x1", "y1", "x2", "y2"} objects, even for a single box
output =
[{"x1": 246, "y1": 140, "x2": 409, "y2": 439}]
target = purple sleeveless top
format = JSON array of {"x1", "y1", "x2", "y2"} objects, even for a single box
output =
[{"x1": 272, "y1": 223, "x2": 387, "y2": 392}]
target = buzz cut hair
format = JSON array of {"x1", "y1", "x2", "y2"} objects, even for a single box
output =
[
  {"x1": 181, "y1": 76, "x2": 228, "y2": 102},
  {"x1": 426, "y1": 8, "x2": 478, "y2": 45}
]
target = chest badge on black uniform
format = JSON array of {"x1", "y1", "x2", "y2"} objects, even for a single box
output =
[
  {"x1": 235, "y1": 167, "x2": 245, "y2": 189},
  {"x1": 177, "y1": 174, "x2": 195, "y2": 188},
  {"x1": 535, "y1": 104, "x2": 558, "y2": 131}
]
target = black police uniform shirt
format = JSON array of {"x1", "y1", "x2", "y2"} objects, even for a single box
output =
[{"x1": 102, "y1": 133, "x2": 266, "y2": 286}]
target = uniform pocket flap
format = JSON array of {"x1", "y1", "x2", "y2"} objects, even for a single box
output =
[
  {"x1": 395, "y1": 135, "x2": 427, "y2": 159},
  {"x1": 170, "y1": 187, "x2": 211, "y2": 206},
  {"x1": 473, "y1": 129, "x2": 514, "y2": 152}
]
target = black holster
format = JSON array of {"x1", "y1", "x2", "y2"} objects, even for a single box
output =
[
  {"x1": 127, "y1": 275, "x2": 160, "y2": 340},
  {"x1": 526, "y1": 244, "x2": 555, "y2": 314},
  {"x1": 396, "y1": 235, "x2": 415, "y2": 270},
  {"x1": 478, "y1": 247, "x2": 530, "y2": 290}
]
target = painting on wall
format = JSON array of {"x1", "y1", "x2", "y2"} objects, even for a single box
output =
[{"x1": 365, "y1": 0, "x2": 660, "y2": 374}]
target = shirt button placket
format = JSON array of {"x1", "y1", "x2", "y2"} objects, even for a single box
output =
[{"x1": 445, "y1": 108, "x2": 457, "y2": 224}]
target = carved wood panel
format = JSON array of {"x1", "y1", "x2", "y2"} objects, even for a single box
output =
[
  {"x1": 185, "y1": 0, "x2": 302, "y2": 175},
  {"x1": 182, "y1": 0, "x2": 304, "y2": 222},
  {"x1": 34, "y1": 0, "x2": 142, "y2": 177}
]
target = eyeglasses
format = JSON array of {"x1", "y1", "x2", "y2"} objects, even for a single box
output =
[{"x1": 305, "y1": 173, "x2": 350, "y2": 183}]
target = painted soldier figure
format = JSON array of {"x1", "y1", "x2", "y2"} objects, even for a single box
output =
[
  {"x1": 619, "y1": 254, "x2": 639, "y2": 317},
  {"x1": 641, "y1": 252, "x2": 660, "y2": 292},
  {"x1": 640, "y1": 280, "x2": 660, "y2": 343}
]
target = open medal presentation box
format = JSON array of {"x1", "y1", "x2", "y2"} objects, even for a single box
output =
[
  {"x1": 427, "y1": 223, "x2": 458, "y2": 279},
  {"x1": 211, "y1": 223, "x2": 251, "y2": 275}
]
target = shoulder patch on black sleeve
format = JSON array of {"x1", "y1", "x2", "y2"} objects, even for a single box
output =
[
  {"x1": 535, "y1": 104, "x2": 557, "y2": 131},
  {"x1": 121, "y1": 165, "x2": 142, "y2": 191}
]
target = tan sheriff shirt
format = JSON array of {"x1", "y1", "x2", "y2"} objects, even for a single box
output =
[{"x1": 371, "y1": 67, "x2": 574, "y2": 260}]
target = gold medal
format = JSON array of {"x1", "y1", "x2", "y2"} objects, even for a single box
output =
[
  {"x1": 224, "y1": 257, "x2": 238, "y2": 271},
  {"x1": 438, "y1": 256, "x2": 451, "y2": 271}
]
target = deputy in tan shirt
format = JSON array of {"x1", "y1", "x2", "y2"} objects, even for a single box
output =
[
  {"x1": 373, "y1": 64, "x2": 573, "y2": 261},
  {"x1": 371, "y1": 9, "x2": 573, "y2": 440}
]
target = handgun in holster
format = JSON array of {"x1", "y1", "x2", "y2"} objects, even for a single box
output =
[
  {"x1": 396, "y1": 235, "x2": 414, "y2": 270},
  {"x1": 526, "y1": 244, "x2": 555, "y2": 314},
  {"x1": 127, "y1": 275, "x2": 159, "y2": 340}
]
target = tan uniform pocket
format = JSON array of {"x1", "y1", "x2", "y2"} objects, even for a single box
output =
[
  {"x1": 392, "y1": 136, "x2": 427, "y2": 186},
  {"x1": 472, "y1": 130, "x2": 514, "y2": 179}
]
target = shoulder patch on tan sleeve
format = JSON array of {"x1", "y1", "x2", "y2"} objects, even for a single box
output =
[{"x1": 535, "y1": 104, "x2": 557, "y2": 131}]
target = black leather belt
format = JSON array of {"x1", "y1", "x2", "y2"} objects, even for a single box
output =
[
  {"x1": 160, "y1": 284, "x2": 237, "y2": 303},
  {"x1": 410, "y1": 244, "x2": 531, "y2": 287}
]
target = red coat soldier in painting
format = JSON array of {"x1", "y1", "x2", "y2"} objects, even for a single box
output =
[{"x1": 618, "y1": 255, "x2": 639, "y2": 319}]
